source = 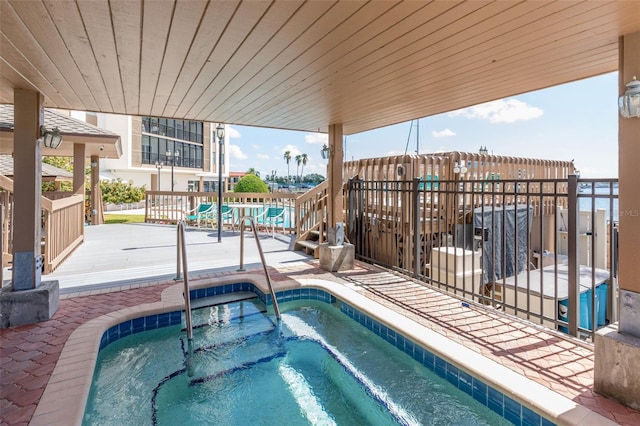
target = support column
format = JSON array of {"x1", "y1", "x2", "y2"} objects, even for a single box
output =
[
  {"x1": 73, "y1": 143, "x2": 85, "y2": 195},
  {"x1": 594, "y1": 30, "x2": 640, "y2": 411},
  {"x1": 327, "y1": 123, "x2": 344, "y2": 229},
  {"x1": 90, "y1": 155, "x2": 101, "y2": 225},
  {"x1": 1, "y1": 89, "x2": 59, "y2": 328},
  {"x1": 150, "y1": 174, "x2": 158, "y2": 191},
  {"x1": 11, "y1": 89, "x2": 43, "y2": 291},
  {"x1": 320, "y1": 123, "x2": 353, "y2": 272}
]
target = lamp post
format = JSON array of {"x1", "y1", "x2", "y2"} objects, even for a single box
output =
[
  {"x1": 155, "y1": 160, "x2": 163, "y2": 190},
  {"x1": 166, "y1": 150, "x2": 179, "y2": 191},
  {"x1": 479, "y1": 146, "x2": 489, "y2": 155},
  {"x1": 216, "y1": 124, "x2": 225, "y2": 243}
]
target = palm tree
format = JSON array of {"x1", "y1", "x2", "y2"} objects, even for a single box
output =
[
  {"x1": 295, "y1": 155, "x2": 302, "y2": 183},
  {"x1": 283, "y1": 151, "x2": 291, "y2": 183},
  {"x1": 246, "y1": 167, "x2": 259, "y2": 177},
  {"x1": 300, "y1": 153, "x2": 308, "y2": 182}
]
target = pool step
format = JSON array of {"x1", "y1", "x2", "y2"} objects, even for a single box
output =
[
  {"x1": 187, "y1": 328, "x2": 284, "y2": 383},
  {"x1": 190, "y1": 291, "x2": 257, "y2": 310}
]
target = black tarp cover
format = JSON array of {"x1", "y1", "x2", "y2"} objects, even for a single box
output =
[{"x1": 473, "y1": 205, "x2": 533, "y2": 284}]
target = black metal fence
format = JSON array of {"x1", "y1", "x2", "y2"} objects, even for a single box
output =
[{"x1": 347, "y1": 176, "x2": 618, "y2": 339}]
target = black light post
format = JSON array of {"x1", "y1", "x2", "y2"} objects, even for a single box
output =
[
  {"x1": 216, "y1": 124, "x2": 225, "y2": 243},
  {"x1": 155, "y1": 160, "x2": 163, "y2": 190},
  {"x1": 166, "y1": 150, "x2": 180, "y2": 191}
]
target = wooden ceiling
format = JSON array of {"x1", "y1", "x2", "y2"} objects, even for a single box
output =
[{"x1": 1, "y1": 0, "x2": 639, "y2": 135}]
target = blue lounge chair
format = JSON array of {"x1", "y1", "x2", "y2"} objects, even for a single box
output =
[
  {"x1": 184, "y1": 203, "x2": 215, "y2": 227},
  {"x1": 256, "y1": 207, "x2": 285, "y2": 237}
]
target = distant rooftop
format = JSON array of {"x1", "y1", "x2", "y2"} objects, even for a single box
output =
[{"x1": 0, "y1": 154, "x2": 73, "y2": 180}]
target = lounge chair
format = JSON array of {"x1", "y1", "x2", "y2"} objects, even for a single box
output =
[
  {"x1": 256, "y1": 207, "x2": 285, "y2": 237},
  {"x1": 220, "y1": 205, "x2": 236, "y2": 230},
  {"x1": 184, "y1": 203, "x2": 215, "y2": 227}
]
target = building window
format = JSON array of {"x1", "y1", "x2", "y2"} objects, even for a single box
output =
[{"x1": 141, "y1": 116, "x2": 204, "y2": 169}]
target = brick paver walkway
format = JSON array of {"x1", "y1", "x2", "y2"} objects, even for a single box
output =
[{"x1": 1, "y1": 260, "x2": 639, "y2": 425}]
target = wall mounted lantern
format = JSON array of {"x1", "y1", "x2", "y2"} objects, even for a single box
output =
[
  {"x1": 619, "y1": 76, "x2": 640, "y2": 118},
  {"x1": 39, "y1": 125, "x2": 63, "y2": 149},
  {"x1": 320, "y1": 144, "x2": 330, "y2": 159}
]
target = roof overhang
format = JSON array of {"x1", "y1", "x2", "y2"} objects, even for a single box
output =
[
  {"x1": 1, "y1": 1, "x2": 639, "y2": 135},
  {"x1": 0, "y1": 105, "x2": 122, "y2": 158}
]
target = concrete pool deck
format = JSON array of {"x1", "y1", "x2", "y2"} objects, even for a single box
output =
[{"x1": 1, "y1": 223, "x2": 639, "y2": 425}]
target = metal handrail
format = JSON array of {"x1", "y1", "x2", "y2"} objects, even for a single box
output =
[
  {"x1": 237, "y1": 216, "x2": 281, "y2": 319},
  {"x1": 176, "y1": 220, "x2": 193, "y2": 339}
]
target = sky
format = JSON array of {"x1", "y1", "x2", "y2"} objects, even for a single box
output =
[{"x1": 227, "y1": 72, "x2": 619, "y2": 179}]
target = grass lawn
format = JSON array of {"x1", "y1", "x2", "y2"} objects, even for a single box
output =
[{"x1": 104, "y1": 214, "x2": 145, "y2": 224}]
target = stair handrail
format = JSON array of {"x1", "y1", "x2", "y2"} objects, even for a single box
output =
[
  {"x1": 176, "y1": 220, "x2": 193, "y2": 339},
  {"x1": 237, "y1": 216, "x2": 281, "y2": 319}
]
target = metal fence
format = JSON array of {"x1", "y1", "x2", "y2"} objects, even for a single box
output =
[{"x1": 347, "y1": 175, "x2": 618, "y2": 340}]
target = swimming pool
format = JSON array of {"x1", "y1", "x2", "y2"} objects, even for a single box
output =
[{"x1": 83, "y1": 284, "x2": 551, "y2": 425}]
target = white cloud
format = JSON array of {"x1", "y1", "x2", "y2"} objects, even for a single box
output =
[
  {"x1": 228, "y1": 144, "x2": 247, "y2": 160},
  {"x1": 227, "y1": 125, "x2": 241, "y2": 138},
  {"x1": 256, "y1": 153, "x2": 269, "y2": 160},
  {"x1": 432, "y1": 128, "x2": 456, "y2": 138},
  {"x1": 449, "y1": 99, "x2": 543, "y2": 123},
  {"x1": 305, "y1": 133, "x2": 328, "y2": 145},
  {"x1": 282, "y1": 144, "x2": 302, "y2": 157}
]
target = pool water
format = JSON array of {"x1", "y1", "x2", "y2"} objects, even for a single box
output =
[{"x1": 84, "y1": 298, "x2": 511, "y2": 425}]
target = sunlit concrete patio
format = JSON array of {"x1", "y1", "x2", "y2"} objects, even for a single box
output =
[{"x1": 1, "y1": 223, "x2": 639, "y2": 425}]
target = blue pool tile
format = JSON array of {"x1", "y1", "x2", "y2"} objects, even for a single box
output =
[
  {"x1": 170, "y1": 311, "x2": 181, "y2": 325},
  {"x1": 404, "y1": 339, "x2": 415, "y2": 357},
  {"x1": 446, "y1": 363, "x2": 459, "y2": 386},
  {"x1": 145, "y1": 315, "x2": 158, "y2": 330},
  {"x1": 99, "y1": 333, "x2": 108, "y2": 350},
  {"x1": 435, "y1": 357, "x2": 447, "y2": 378},
  {"x1": 522, "y1": 405, "x2": 542, "y2": 426},
  {"x1": 300, "y1": 288, "x2": 310, "y2": 298},
  {"x1": 541, "y1": 417, "x2": 556, "y2": 426},
  {"x1": 372, "y1": 321, "x2": 381, "y2": 335},
  {"x1": 395, "y1": 333, "x2": 405, "y2": 351},
  {"x1": 119, "y1": 320, "x2": 132, "y2": 337},
  {"x1": 504, "y1": 395, "x2": 522, "y2": 425},
  {"x1": 472, "y1": 377, "x2": 488, "y2": 405},
  {"x1": 107, "y1": 325, "x2": 118, "y2": 340},
  {"x1": 132, "y1": 317, "x2": 145, "y2": 333},
  {"x1": 422, "y1": 349, "x2": 435, "y2": 370},
  {"x1": 119, "y1": 320, "x2": 131, "y2": 332},
  {"x1": 413, "y1": 344, "x2": 424, "y2": 362},
  {"x1": 487, "y1": 387, "x2": 504, "y2": 416},
  {"x1": 309, "y1": 288, "x2": 318, "y2": 299},
  {"x1": 158, "y1": 312, "x2": 171, "y2": 326},
  {"x1": 196, "y1": 288, "x2": 206, "y2": 298},
  {"x1": 458, "y1": 370, "x2": 472, "y2": 396},
  {"x1": 386, "y1": 329, "x2": 397, "y2": 345}
]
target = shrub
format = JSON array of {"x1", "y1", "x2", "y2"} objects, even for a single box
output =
[
  {"x1": 100, "y1": 179, "x2": 146, "y2": 204},
  {"x1": 234, "y1": 174, "x2": 268, "y2": 193}
]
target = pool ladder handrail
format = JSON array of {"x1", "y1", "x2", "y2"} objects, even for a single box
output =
[
  {"x1": 176, "y1": 220, "x2": 194, "y2": 339},
  {"x1": 237, "y1": 216, "x2": 281, "y2": 319}
]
